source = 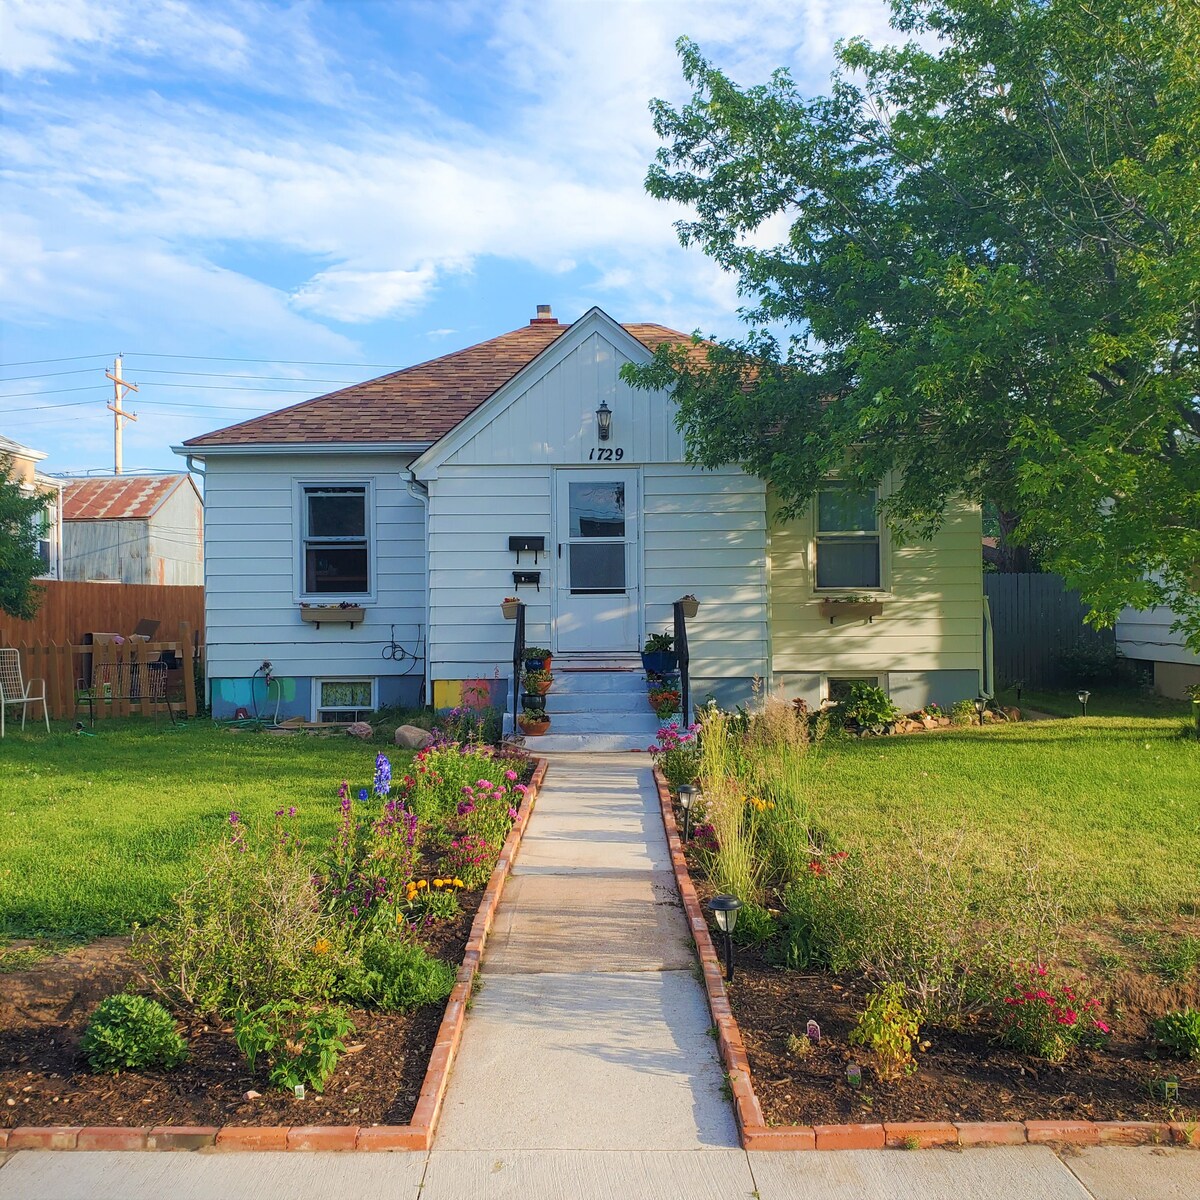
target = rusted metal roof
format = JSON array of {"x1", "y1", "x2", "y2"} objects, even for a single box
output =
[
  {"x1": 183, "y1": 319, "x2": 702, "y2": 450},
  {"x1": 62, "y1": 474, "x2": 195, "y2": 521}
]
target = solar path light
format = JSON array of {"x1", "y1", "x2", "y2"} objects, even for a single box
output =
[
  {"x1": 973, "y1": 695, "x2": 986, "y2": 726},
  {"x1": 709, "y1": 894, "x2": 742, "y2": 983},
  {"x1": 677, "y1": 785, "x2": 696, "y2": 843},
  {"x1": 1077, "y1": 688, "x2": 1090, "y2": 717}
]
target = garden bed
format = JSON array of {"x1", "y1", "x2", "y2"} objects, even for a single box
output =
[
  {"x1": 647, "y1": 699, "x2": 1200, "y2": 1148},
  {"x1": 1, "y1": 748, "x2": 548, "y2": 1148},
  {"x1": 727, "y1": 949, "x2": 1200, "y2": 1128}
]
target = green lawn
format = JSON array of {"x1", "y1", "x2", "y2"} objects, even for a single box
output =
[
  {"x1": 0, "y1": 721, "x2": 412, "y2": 938},
  {"x1": 995, "y1": 683, "x2": 1193, "y2": 720},
  {"x1": 811, "y1": 713, "x2": 1200, "y2": 916}
]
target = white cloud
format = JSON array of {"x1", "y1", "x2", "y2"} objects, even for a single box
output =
[{"x1": 291, "y1": 265, "x2": 440, "y2": 323}]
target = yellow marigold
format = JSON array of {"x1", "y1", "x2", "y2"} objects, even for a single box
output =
[
  {"x1": 433, "y1": 878, "x2": 445, "y2": 888},
  {"x1": 417, "y1": 879, "x2": 428, "y2": 889},
  {"x1": 313, "y1": 938, "x2": 332, "y2": 956},
  {"x1": 452, "y1": 878, "x2": 464, "y2": 888},
  {"x1": 767, "y1": 801, "x2": 776, "y2": 810}
]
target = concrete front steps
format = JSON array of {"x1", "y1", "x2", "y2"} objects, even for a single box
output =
[{"x1": 525, "y1": 665, "x2": 662, "y2": 753}]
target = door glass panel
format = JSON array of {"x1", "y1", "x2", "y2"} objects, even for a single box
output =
[
  {"x1": 569, "y1": 543, "x2": 625, "y2": 594},
  {"x1": 569, "y1": 482, "x2": 625, "y2": 538}
]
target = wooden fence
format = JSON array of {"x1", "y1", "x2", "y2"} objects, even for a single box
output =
[
  {"x1": 10, "y1": 624, "x2": 198, "y2": 721},
  {"x1": 985, "y1": 572, "x2": 1114, "y2": 689},
  {"x1": 0, "y1": 580, "x2": 204, "y2": 648}
]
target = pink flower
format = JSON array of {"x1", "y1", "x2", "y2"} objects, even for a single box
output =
[
  {"x1": 505, "y1": 770, "x2": 518, "y2": 782},
  {"x1": 1093, "y1": 1020, "x2": 1110, "y2": 1034},
  {"x1": 508, "y1": 807, "x2": 519, "y2": 820}
]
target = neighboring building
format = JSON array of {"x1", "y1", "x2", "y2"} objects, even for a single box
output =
[
  {"x1": 0, "y1": 434, "x2": 63, "y2": 579},
  {"x1": 61, "y1": 474, "x2": 204, "y2": 586},
  {"x1": 1117, "y1": 603, "x2": 1200, "y2": 699},
  {"x1": 179, "y1": 306, "x2": 984, "y2": 743}
]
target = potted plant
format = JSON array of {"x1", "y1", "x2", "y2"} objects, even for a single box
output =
[
  {"x1": 524, "y1": 668, "x2": 553, "y2": 697},
  {"x1": 517, "y1": 706, "x2": 551, "y2": 736},
  {"x1": 641, "y1": 632, "x2": 678, "y2": 675},
  {"x1": 648, "y1": 686, "x2": 681, "y2": 719},
  {"x1": 523, "y1": 646, "x2": 552, "y2": 672},
  {"x1": 501, "y1": 596, "x2": 521, "y2": 619},
  {"x1": 678, "y1": 594, "x2": 699, "y2": 619}
]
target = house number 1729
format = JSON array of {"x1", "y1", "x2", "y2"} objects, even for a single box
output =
[{"x1": 589, "y1": 447, "x2": 624, "y2": 461}]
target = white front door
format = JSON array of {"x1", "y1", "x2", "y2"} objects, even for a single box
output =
[{"x1": 554, "y1": 469, "x2": 639, "y2": 653}]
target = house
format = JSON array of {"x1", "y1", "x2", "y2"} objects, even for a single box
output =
[
  {"x1": 0, "y1": 434, "x2": 63, "y2": 579},
  {"x1": 60, "y1": 474, "x2": 204, "y2": 586},
  {"x1": 178, "y1": 305, "x2": 984, "y2": 745},
  {"x1": 1117, "y1": 604, "x2": 1200, "y2": 699}
]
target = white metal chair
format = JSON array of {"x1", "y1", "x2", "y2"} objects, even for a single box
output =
[{"x1": 0, "y1": 648, "x2": 50, "y2": 737}]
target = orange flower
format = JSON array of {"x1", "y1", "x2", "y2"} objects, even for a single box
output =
[{"x1": 313, "y1": 938, "x2": 332, "y2": 956}]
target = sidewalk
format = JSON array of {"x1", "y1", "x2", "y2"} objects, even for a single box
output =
[{"x1": 3, "y1": 756, "x2": 1199, "y2": 1197}]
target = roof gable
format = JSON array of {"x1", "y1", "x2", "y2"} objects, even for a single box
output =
[{"x1": 181, "y1": 311, "x2": 700, "y2": 452}]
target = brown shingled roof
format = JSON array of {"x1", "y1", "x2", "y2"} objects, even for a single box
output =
[
  {"x1": 63, "y1": 474, "x2": 193, "y2": 521},
  {"x1": 182, "y1": 317, "x2": 702, "y2": 450}
]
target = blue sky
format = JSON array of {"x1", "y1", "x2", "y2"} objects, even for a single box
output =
[{"x1": 0, "y1": 0, "x2": 896, "y2": 475}]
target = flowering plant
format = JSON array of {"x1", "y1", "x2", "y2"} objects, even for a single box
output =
[
  {"x1": 647, "y1": 722, "x2": 701, "y2": 789},
  {"x1": 996, "y1": 964, "x2": 1112, "y2": 1062}
]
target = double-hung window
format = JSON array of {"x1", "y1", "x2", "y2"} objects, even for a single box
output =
[
  {"x1": 814, "y1": 482, "x2": 882, "y2": 590},
  {"x1": 302, "y1": 484, "x2": 369, "y2": 596}
]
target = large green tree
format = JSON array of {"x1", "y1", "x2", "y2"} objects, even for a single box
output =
[
  {"x1": 629, "y1": 0, "x2": 1200, "y2": 647},
  {"x1": 0, "y1": 457, "x2": 49, "y2": 620}
]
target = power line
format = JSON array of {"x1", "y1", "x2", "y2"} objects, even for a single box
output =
[
  {"x1": 0, "y1": 367, "x2": 106, "y2": 382},
  {"x1": 140, "y1": 381, "x2": 326, "y2": 394},
  {"x1": 0, "y1": 385, "x2": 111, "y2": 400},
  {"x1": 134, "y1": 369, "x2": 361, "y2": 384},
  {"x1": 0, "y1": 353, "x2": 113, "y2": 368},
  {"x1": 128, "y1": 351, "x2": 403, "y2": 368}
]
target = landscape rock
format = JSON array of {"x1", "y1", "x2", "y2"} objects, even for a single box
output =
[
  {"x1": 1002, "y1": 706, "x2": 1022, "y2": 721},
  {"x1": 394, "y1": 724, "x2": 433, "y2": 750}
]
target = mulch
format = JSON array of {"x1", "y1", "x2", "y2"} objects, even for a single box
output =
[
  {"x1": 727, "y1": 948, "x2": 1200, "y2": 1127},
  {"x1": 0, "y1": 907, "x2": 474, "y2": 1130}
]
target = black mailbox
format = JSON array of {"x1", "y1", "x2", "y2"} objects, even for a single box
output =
[
  {"x1": 513, "y1": 570, "x2": 542, "y2": 591},
  {"x1": 508, "y1": 535, "x2": 545, "y2": 564}
]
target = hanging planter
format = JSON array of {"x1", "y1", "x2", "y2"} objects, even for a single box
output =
[
  {"x1": 678, "y1": 594, "x2": 699, "y2": 619},
  {"x1": 501, "y1": 597, "x2": 521, "y2": 620}
]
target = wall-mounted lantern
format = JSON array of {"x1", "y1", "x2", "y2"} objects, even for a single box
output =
[{"x1": 595, "y1": 399, "x2": 613, "y2": 442}]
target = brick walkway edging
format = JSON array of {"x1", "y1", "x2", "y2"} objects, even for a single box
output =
[
  {"x1": 652, "y1": 767, "x2": 1200, "y2": 1153},
  {"x1": 0, "y1": 757, "x2": 551, "y2": 1155}
]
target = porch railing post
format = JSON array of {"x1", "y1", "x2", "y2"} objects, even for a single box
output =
[
  {"x1": 673, "y1": 599, "x2": 690, "y2": 727},
  {"x1": 512, "y1": 602, "x2": 526, "y2": 733}
]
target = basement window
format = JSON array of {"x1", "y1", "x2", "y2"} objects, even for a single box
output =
[
  {"x1": 825, "y1": 676, "x2": 882, "y2": 705},
  {"x1": 315, "y1": 678, "x2": 376, "y2": 723}
]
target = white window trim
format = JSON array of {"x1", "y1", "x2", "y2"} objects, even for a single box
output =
[
  {"x1": 294, "y1": 478, "x2": 376, "y2": 604},
  {"x1": 811, "y1": 482, "x2": 890, "y2": 596},
  {"x1": 312, "y1": 676, "x2": 378, "y2": 721},
  {"x1": 822, "y1": 673, "x2": 890, "y2": 703}
]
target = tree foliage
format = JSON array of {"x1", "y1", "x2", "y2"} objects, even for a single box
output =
[
  {"x1": 628, "y1": 0, "x2": 1200, "y2": 647},
  {"x1": 0, "y1": 456, "x2": 49, "y2": 620}
]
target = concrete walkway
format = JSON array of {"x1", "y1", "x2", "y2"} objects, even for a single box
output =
[
  {"x1": 4, "y1": 756, "x2": 1200, "y2": 1196},
  {"x1": 433, "y1": 753, "x2": 737, "y2": 1150}
]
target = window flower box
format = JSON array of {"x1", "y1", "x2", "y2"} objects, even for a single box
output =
[
  {"x1": 818, "y1": 598, "x2": 884, "y2": 625},
  {"x1": 300, "y1": 604, "x2": 365, "y2": 628}
]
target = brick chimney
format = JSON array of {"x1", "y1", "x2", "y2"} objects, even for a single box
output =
[{"x1": 529, "y1": 304, "x2": 558, "y2": 325}]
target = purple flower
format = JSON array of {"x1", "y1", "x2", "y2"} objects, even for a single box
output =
[
  {"x1": 288, "y1": 806, "x2": 297, "y2": 816},
  {"x1": 373, "y1": 753, "x2": 392, "y2": 796},
  {"x1": 504, "y1": 769, "x2": 518, "y2": 782},
  {"x1": 228, "y1": 811, "x2": 240, "y2": 825}
]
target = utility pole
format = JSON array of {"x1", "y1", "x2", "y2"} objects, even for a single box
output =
[{"x1": 105, "y1": 355, "x2": 138, "y2": 475}]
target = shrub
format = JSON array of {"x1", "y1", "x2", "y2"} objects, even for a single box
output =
[
  {"x1": 849, "y1": 983, "x2": 921, "y2": 1080},
  {"x1": 133, "y1": 811, "x2": 347, "y2": 1018},
  {"x1": 781, "y1": 832, "x2": 1065, "y2": 1025},
  {"x1": 995, "y1": 964, "x2": 1112, "y2": 1062},
  {"x1": 1152, "y1": 1009, "x2": 1200, "y2": 1061},
  {"x1": 842, "y1": 682, "x2": 900, "y2": 731},
  {"x1": 80, "y1": 993, "x2": 188, "y2": 1074},
  {"x1": 949, "y1": 698, "x2": 977, "y2": 726},
  {"x1": 1057, "y1": 639, "x2": 1123, "y2": 685},
  {"x1": 337, "y1": 932, "x2": 457, "y2": 1012},
  {"x1": 731, "y1": 901, "x2": 777, "y2": 947},
  {"x1": 234, "y1": 1001, "x2": 355, "y2": 1093}
]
